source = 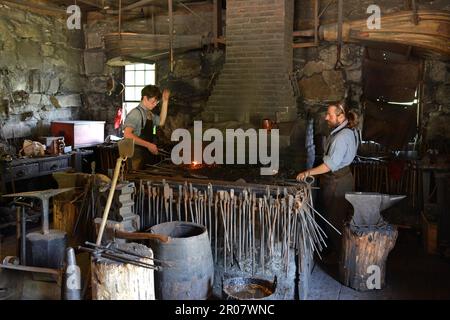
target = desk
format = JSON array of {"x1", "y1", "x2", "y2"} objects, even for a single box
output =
[{"x1": 1, "y1": 154, "x2": 72, "y2": 184}]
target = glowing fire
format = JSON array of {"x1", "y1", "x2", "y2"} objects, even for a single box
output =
[{"x1": 190, "y1": 161, "x2": 200, "y2": 169}]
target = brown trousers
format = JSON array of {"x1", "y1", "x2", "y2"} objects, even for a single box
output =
[
  {"x1": 319, "y1": 166, "x2": 354, "y2": 253},
  {"x1": 130, "y1": 146, "x2": 152, "y2": 170}
]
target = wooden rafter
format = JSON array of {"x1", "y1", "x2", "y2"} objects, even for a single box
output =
[
  {"x1": 0, "y1": 0, "x2": 67, "y2": 17},
  {"x1": 107, "y1": 0, "x2": 162, "y2": 14}
]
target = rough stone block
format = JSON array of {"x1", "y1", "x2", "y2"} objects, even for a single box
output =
[
  {"x1": 86, "y1": 77, "x2": 107, "y2": 93},
  {"x1": 322, "y1": 69, "x2": 346, "y2": 96},
  {"x1": 299, "y1": 73, "x2": 344, "y2": 102},
  {"x1": 60, "y1": 76, "x2": 83, "y2": 92},
  {"x1": 28, "y1": 94, "x2": 42, "y2": 105},
  {"x1": 53, "y1": 94, "x2": 82, "y2": 108},
  {"x1": 346, "y1": 68, "x2": 362, "y2": 83},
  {"x1": 427, "y1": 60, "x2": 448, "y2": 83},
  {"x1": 174, "y1": 57, "x2": 202, "y2": 78},
  {"x1": 302, "y1": 61, "x2": 328, "y2": 77},
  {"x1": 84, "y1": 51, "x2": 105, "y2": 75},
  {"x1": 85, "y1": 31, "x2": 104, "y2": 49},
  {"x1": 29, "y1": 70, "x2": 40, "y2": 93},
  {"x1": 67, "y1": 31, "x2": 84, "y2": 49},
  {"x1": 40, "y1": 74, "x2": 50, "y2": 93},
  {"x1": 10, "y1": 20, "x2": 42, "y2": 40},
  {"x1": 48, "y1": 77, "x2": 59, "y2": 94},
  {"x1": 16, "y1": 40, "x2": 42, "y2": 68},
  {"x1": 1, "y1": 121, "x2": 32, "y2": 139},
  {"x1": 41, "y1": 44, "x2": 54, "y2": 57},
  {"x1": 435, "y1": 84, "x2": 450, "y2": 105}
]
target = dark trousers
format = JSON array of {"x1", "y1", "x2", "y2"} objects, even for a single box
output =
[{"x1": 319, "y1": 166, "x2": 354, "y2": 254}]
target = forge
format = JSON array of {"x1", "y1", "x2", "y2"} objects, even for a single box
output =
[{"x1": 121, "y1": 160, "x2": 323, "y2": 300}]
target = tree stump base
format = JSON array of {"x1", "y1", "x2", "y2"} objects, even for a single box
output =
[
  {"x1": 339, "y1": 223, "x2": 398, "y2": 291},
  {"x1": 91, "y1": 242, "x2": 155, "y2": 300}
]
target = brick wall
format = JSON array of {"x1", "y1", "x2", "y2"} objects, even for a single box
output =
[{"x1": 202, "y1": 0, "x2": 296, "y2": 124}]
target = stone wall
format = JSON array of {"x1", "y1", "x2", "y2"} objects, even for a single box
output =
[
  {"x1": 82, "y1": 4, "x2": 221, "y2": 138},
  {"x1": 423, "y1": 60, "x2": 450, "y2": 143},
  {"x1": 0, "y1": 4, "x2": 85, "y2": 144},
  {"x1": 293, "y1": 0, "x2": 450, "y2": 142}
]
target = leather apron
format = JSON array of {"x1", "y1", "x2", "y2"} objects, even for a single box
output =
[
  {"x1": 319, "y1": 126, "x2": 356, "y2": 253},
  {"x1": 130, "y1": 115, "x2": 157, "y2": 170}
]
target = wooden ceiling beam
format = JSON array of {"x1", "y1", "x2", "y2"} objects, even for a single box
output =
[
  {"x1": 76, "y1": 0, "x2": 105, "y2": 9},
  {"x1": 107, "y1": 0, "x2": 160, "y2": 14},
  {"x1": 0, "y1": 0, "x2": 66, "y2": 17}
]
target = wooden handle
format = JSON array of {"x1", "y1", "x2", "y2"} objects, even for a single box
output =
[{"x1": 114, "y1": 230, "x2": 170, "y2": 243}]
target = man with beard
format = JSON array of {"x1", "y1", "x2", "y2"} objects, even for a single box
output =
[{"x1": 296, "y1": 101, "x2": 360, "y2": 262}]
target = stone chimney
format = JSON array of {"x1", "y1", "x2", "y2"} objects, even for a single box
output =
[{"x1": 202, "y1": 0, "x2": 296, "y2": 125}]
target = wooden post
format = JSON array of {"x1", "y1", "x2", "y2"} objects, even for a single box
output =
[
  {"x1": 213, "y1": 0, "x2": 222, "y2": 49},
  {"x1": 152, "y1": 10, "x2": 156, "y2": 34},
  {"x1": 314, "y1": 0, "x2": 319, "y2": 46},
  {"x1": 168, "y1": 0, "x2": 174, "y2": 73},
  {"x1": 340, "y1": 224, "x2": 398, "y2": 291},
  {"x1": 91, "y1": 242, "x2": 155, "y2": 300}
]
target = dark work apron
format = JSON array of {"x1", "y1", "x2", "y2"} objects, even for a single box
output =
[
  {"x1": 319, "y1": 126, "x2": 357, "y2": 254},
  {"x1": 130, "y1": 114, "x2": 158, "y2": 170}
]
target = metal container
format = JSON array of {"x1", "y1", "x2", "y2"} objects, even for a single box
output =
[
  {"x1": 222, "y1": 276, "x2": 277, "y2": 300},
  {"x1": 149, "y1": 221, "x2": 214, "y2": 300}
]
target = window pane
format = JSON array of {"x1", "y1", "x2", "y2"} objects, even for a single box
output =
[
  {"x1": 135, "y1": 71, "x2": 145, "y2": 86},
  {"x1": 123, "y1": 102, "x2": 139, "y2": 115},
  {"x1": 145, "y1": 63, "x2": 155, "y2": 71},
  {"x1": 135, "y1": 64, "x2": 146, "y2": 71},
  {"x1": 135, "y1": 87, "x2": 143, "y2": 100},
  {"x1": 125, "y1": 87, "x2": 136, "y2": 101},
  {"x1": 125, "y1": 64, "x2": 135, "y2": 71},
  {"x1": 146, "y1": 71, "x2": 155, "y2": 85},
  {"x1": 125, "y1": 71, "x2": 135, "y2": 86}
]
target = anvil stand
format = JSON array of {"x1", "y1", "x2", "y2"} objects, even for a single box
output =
[
  {"x1": 339, "y1": 192, "x2": 406, "y2": 291},
  {"x1": 2, "y1": 188, "x2": 73, "y2": 269}
]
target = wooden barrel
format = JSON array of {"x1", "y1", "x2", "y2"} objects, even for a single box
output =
[{"x1": 149, "y1": 221, "x2": 214, "y2": 300}]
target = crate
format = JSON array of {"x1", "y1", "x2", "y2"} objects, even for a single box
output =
[
  {"x1": 421, "y1": 210, "x2": 438, "y2": 255},
  {"x1": 51, "y1": 121, "x2": 105, "y2": 149}
]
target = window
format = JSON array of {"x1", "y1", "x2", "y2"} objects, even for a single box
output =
[{"x1": 123, "y1": 63, "x2": 156, "y2": 114}]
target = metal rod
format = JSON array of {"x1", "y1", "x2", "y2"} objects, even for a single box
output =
[
  {"x1": 79, "y1": 246, "x2": 160, "y2": 271},
  {"x1": 84, "y1": 242, "x2": 169, "y2": 266}
]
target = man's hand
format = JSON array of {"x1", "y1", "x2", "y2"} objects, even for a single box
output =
[
  {"x1": 296, "y1": 171, "x2": 310, "y2": 182},
  {"x1": 147, "y1": 142, "x2": 159, "y2": 155},
  {"x1": 162, "y1": 89, "x2": 171, "y2": 102}
]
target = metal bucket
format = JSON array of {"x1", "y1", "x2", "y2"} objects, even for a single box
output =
[
  {"x1": 222, "y1": 276, "x2": 277, "y2": 300},
  {"x1": 149, "y1": 221, "x2": 214, "y2": 300}
]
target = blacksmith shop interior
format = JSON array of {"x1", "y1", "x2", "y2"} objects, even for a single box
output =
[{"x1": 0, "y1": 0, "x2": 449, "y2": 301}]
